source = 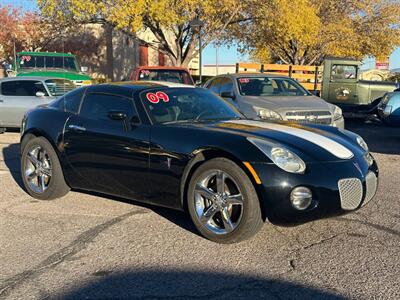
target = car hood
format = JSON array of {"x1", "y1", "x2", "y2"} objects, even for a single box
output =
[
  {"x1": 240, "y1": 95, "x2": 333, "y2": 113},
  {"x1": 17, "y1": 70, "x2": 91, "y2": 81},
  {"x1": 178, "y1": 119, "x2": 365, "y2": 162}
]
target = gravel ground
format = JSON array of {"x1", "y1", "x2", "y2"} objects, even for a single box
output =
[{"x1": 0, "y1": 121, "x2": 399, "y2": 300}]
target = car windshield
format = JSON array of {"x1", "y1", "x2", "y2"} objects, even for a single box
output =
[
  {"x1": 138, "y1": 69, "x2": 193, "y2": 85},
  {"x1": 140, "y1": 88, "x2": 242, "y2": 124},
  {"x1": 44, "y1": 79, "x2": 76, "y2": 96},
  {"x1": 237, "y1": 77, "x2": 311, "y2": 97},
  {"x1": 18, "y1": 55, "x2": 77, "y2": 71}
]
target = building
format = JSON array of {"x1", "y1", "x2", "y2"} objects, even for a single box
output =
[{"x1": 202, "y1": 64, "x2": 236, "y2": 76}]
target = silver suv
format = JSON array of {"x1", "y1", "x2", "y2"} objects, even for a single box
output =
[{"x1": 204, "y1": 74, "x2": 344, "y2": 128}]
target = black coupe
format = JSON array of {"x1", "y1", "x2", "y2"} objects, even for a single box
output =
[{"x1": 20, "y1": 82, "x2": 379, "y2": 243}]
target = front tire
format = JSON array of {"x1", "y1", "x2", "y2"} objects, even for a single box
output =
[
  {"x1": 21, "y1": 137, "x2": 70, "y2": 200},
  {"x1": 187, "y1": 158, "x2": 263, "y2": 243}
]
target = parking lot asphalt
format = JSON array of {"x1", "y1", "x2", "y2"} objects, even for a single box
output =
[{"x1": 0, "y1": 121, "x2": 399, "y2": 300}]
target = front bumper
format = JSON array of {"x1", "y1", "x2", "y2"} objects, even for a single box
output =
[
  {"x1": 72, "y1": 80, "x2": 92, "y2": 87},
  {"x1": 251, "y1": 154, "x2": 378, "y2": 224}
]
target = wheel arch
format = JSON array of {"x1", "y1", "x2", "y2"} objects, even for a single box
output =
[
  {"x1": 21, "y1": 129, "x2": 58, "y2": 155},
  {"x1": 180, "y1": 147, "x2": 267, "y2": 221},
  {"x1": 20, "y1": 128, "x2": 69, "y2": 183}
]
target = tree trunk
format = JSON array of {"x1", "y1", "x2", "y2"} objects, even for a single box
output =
[{"x1": 105, "y1": 24, "x2": 114, "y2": 81}]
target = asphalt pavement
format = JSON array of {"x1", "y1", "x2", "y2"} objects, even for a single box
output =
[{"x1": 0, "y1": 120, "x2": 399, "y2": 299}]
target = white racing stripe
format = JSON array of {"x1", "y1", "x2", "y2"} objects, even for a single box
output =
[{"x1": 226, "y1": 120, "x2": 354, "y2": 159}]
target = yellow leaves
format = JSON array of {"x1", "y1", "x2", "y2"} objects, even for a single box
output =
[{"x1": 241, "y1": 0, "x2": 400, "y2": 64}]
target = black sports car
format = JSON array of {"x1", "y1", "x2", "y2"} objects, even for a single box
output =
[{"x1": 20, "y1": 82, "x2": 379, "y2": 243}]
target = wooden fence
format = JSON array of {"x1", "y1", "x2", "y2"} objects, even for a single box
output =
[{"x1": 235, "y1": 63, "x2": 323, "y2": 92}]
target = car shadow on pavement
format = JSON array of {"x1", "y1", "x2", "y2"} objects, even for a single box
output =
[
  {"x1": 2, "y1": 143, "x2": 26, "y2": 191},
  {"x1": 55, "y1": 269, "x2": 347, "y2": 299},
  {"x1": 82, "y1": 190, "x2": 198, "y2": 236},
  {"x1": 345, "y1": 119, "x2": 400, "y2": 155}
]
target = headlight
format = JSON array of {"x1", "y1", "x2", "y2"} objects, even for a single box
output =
[
  {"x1": 333, "y1": 106, "x2": 342, "y2": 121},
  {"x1": 356, "y1": 135, "x2": 368, "y2": 152},
  {"x1": 254, "y1": 107, "x2": 282, "y2": 121},
  {"x1": 248, "y1": 137, "x2": 306, "y2": 174}
]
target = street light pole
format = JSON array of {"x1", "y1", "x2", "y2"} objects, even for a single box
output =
[
  {"x1": 189, "y1": 18, "x2": 204, "y2": 84},
  {"x1": 198, "y1": 28, "x2": 202, "y2": 83}
]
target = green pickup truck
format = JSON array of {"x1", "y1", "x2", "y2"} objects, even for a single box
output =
[
  {"x1": 321, "y1": 58, "x2": 398, "y2": 114},
  {"x1": 8, "y1": 51, "x2": 92, "y2": 87}
]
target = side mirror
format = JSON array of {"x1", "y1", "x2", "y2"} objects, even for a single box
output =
[
  {"x1": 195, "y1": 80, "x2": 202, "y2": 86},
  {"x1": 108, "y1": 111, "x2": 127, "y2": 121},
  {"x1": 131, "y1": 115, "x2": 140, "y2": 124},
  {"x1": 36, "y1": 91, "x2": 46, "y2": 97},
  {"x1": 220, "y1": 91, "x2": 236, "y2": 100},
  {"x1": 80, "y1": 66, "x2": 88, "y2": 72}
]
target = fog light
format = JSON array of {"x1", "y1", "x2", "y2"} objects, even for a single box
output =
[{"x1": 290, "y1": 187, "x2": 312, "y2": 210}]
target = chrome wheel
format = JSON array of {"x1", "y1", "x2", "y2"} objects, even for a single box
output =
[
  {"x1": 194, "y1": 170, "x2": 244, "y2": 235},
  {"x1": 24, "y1": 146, "x2": 52, "y2": 194}
]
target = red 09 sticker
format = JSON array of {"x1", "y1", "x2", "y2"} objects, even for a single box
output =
[{"x1": 146, "y1": 91, "x2": 169, "y2": 103}]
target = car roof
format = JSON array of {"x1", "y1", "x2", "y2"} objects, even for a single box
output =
[
  {"x1": 136, "y1": 66, "x2": 190, "y2": 71},
  {"x1": 0, "y1": 76, "x2": 71, "y2": 82},
  {"x1": 17, "y1": 51, "x2": 75, "y2": 58},
  {"x1": 219, "y1": 73, "x2": 289, "y2": 79},
  {"x1": 111, "y1": 80, "x2": 195, "y2": 89}
]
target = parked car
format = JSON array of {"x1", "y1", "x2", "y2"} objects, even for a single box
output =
[
  {"x1": 0, "y1": 77, "x2": 75, "y2": 130},
  {"x1": 377, "y1": 91, "x2": 400, "y2": 126},
  {"x1": 9, "y1": 51, "x2": 92, "y2": 87},
  {"x1": 20, "y1": 81, "x2": 378, "y2": 243},
  {"x1": 129, "y1": 66, "x2": 195, "y2": 85},
  {"x1": 204, "y1": 74, "x2": 345, "y2": 128}
]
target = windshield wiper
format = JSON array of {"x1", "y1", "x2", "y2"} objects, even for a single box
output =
[{"x1": 163, "y1": 119, "x2": 202, "y2": 124}]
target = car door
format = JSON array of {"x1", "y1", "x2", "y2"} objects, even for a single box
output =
[
  {"x1": 205, "y1": 77, "x2": 222, "y2": 95},
  {"x1": 63, "y1": 88, "x2": 150, "y2": 200},
  {"x1": 327, "y1": 64, "x2": 358, "y2": 105},
  {"x1": 0, "y1": 80, "x2": 51, "y2": 127},
  {"x1": 219, "y1": 77, "x2": 239, "y2": 108}
]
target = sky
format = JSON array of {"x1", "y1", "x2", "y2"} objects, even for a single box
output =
[{"x1": 3, "y1": 0, "x2": 400, "y2": 70}]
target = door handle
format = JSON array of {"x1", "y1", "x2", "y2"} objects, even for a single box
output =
[
  {"x1": 68, "y1": 124, "x2": 86, "y2": 132},
  {"x1": 0, "y1": 99, "x2": 4, "y2": 103}
]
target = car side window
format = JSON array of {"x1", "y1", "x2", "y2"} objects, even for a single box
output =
[
  {"x1": 219, "y1": 77, "x2": 234, "y2": 95},
  {"x1": 0, "y1": 80, "x2": 48, "y2": 97},
  {"x1": 80, "y1": 93, "x2": 137, "y2": 122},
  {"x1": 64, "y1": 87, "x2": 86, "y2": 114},
  {"x1": 331, "y1": 65, "x2": 357, "y2": 81},
  {"x1": 207, "y1": 78, "x2": 222, "y2": 94}
]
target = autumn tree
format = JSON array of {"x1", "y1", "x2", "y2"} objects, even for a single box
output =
[
  {"x1": 38, "y1": 0, "x2": 246, "y2": 70},
  {"x1": 0, "y1": 6, "x2": 25, "y2": 61},
  {"x1": 232, "y1": 0, "x2": 400, "y2": 65},
  {"x1": 0, "y1": 5, "x2": 63, "y2": 62}
]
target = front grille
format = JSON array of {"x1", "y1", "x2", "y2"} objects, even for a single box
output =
[
  {"x1": 362, "y1": 172, "x2": 378, "y2": 207},
  {"x1": 285, "y1": 111, "x2": 332, "y2": 125},
  {"x1": 338, "y1": 178, "x2": 363, "y2": 210}
]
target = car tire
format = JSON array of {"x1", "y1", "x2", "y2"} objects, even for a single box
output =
[
  {"x1": 21, "y1": 136, "x2": 70, "y2": 200},
  {"x1": 187, "y1": 157, "x2": 263, "y2": 243}
]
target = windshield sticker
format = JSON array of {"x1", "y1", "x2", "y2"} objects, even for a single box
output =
[
  {"x1": 20, "y1": 55, "x2": 31, "y2": 62},
  {"x1": 146, "y1": 91, "x2": 170, "y2": 103},
  {"x1": 239, "y1": 78, "x2": 250, "y2": 83}
]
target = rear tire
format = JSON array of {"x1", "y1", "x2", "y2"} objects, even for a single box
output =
[
  {"x1": 21, "y1": 137, "x2": 70, "y2": 200},
  {"x1": 187, "y1": 158, "x2": 263, "y2": 243}
]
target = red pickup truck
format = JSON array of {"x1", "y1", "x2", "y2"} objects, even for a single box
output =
[{"x1": 129, "y1": 66, "x2": 195, "y2": 85}]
